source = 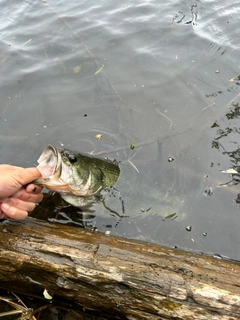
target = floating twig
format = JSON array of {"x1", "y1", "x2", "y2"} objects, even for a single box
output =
[{"x1": 156, "y1": 108, "x2": 173, "y2": 130}]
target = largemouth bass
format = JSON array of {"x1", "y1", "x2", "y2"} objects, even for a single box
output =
[
  {"x1": 33, "y1": 145, "x2": 120, "y2": 207},
  {"x1": 34, "y1": 145, "x2": 186, "y2": 224}
]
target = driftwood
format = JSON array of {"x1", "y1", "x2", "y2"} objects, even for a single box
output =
[{"x1": 0, "y1": 218, "x2": 240, "y2": 319}]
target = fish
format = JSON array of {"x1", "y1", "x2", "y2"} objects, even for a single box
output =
[{"x1": 33, "y1": 145, "x2": 120, "y2": 207}]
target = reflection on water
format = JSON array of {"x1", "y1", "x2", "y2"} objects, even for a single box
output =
[
  {"x1": 1, "y1": 0, "x2": 240, "y2": 259},
  {"x1": 212, "y1": 99, "x2": 240, "y2": 188}
]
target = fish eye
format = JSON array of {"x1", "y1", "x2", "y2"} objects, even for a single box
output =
[{"x1": 68, "y1": 154, "x2": 77, "y2": 164}]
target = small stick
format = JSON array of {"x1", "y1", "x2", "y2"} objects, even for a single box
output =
[{"x1": 156, "y1": 108, "x2": 173, "y2": 130}]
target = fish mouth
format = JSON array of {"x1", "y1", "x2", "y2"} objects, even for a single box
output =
[{"x1": 34, "y1": 145, "x2": 72, "y2": 193}]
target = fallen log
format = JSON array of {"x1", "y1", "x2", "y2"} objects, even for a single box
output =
[{"x1": 0, "y1": 218, "x2": 239, "y2": 319}]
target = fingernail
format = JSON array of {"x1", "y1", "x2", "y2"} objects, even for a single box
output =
[{"x1": 1, "y1": 203, "x2": 10, "y2": 210}]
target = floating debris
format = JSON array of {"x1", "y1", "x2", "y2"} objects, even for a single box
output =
[
  {"x1": 164, "y1": 212, "x2": 177, "y2": 220},
  {"x1": 204, "y1": 187, "x2": 213, "y2": 196},
  {"x1": 156, "y1": 108, "x2": 173, "y2": 130},
  {"x1": 140, "y1": 207, "x2": 152, "y2": 213},
  {"x1": 72, "y1": 65, "x2": 82, "y2": 74},
  {"x1": 43, "y1": 288, "x2": 52, "y2": 300},
  {"x1": 236, "y1": 194, "x2": 240, "y2": 203},
  {"x1": 22, "y1": 38, "x2": 32, "y2": 47},
  {"x1": 95, "y1": 134, "x2": 102, "y2": 140},
  {"x1": 186, "y1": 225, "x2": 192, "y2": 232},
  {"x1": 95, "y1": 64, "x2": 104, "y2": 75},
  {"x1": 220, "y1": 168, "x2": 238, "y2": 174},
  {"x1": 130, "y1": 133, "x2": 135, "y2": 150}
]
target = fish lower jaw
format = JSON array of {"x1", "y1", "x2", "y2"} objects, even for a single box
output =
[{"x1": 44, "y1": 184, "x2": 72, "y2": 194}]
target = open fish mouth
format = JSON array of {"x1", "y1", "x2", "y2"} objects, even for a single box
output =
[{"x1": 33, "y1": 145, "x2": 73, "y2": 193}]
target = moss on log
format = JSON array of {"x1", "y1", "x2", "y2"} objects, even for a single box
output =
[{"x1": 0, "y1": 218, "x2": 239, "y2": 319}]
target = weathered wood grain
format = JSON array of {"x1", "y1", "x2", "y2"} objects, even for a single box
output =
[{"x1": 0, "y1": 218, "x2": 239, "y2": 319}]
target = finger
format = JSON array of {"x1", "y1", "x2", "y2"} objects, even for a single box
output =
[
  {"x1": 17, "y1": 168, "x2": 42, "y2": 185},
  {"x1": 1, "y1": 203, "x2": 28, "y2": 220},
  {"x1": 0, "y1": 203, "x2": 7, "y2": 219},
  {"x1": 1, "y1": 198, "x2": 36, "y2": 213},
  {"x1": 0, "y1": 212, "x2": 8, "y2": 219},
  {"x1": 11, "y1": 188, "x2": 43, "y2": 203},
  {"x1": 25, "y1": 184, "x2": 43, "y2": 194}
]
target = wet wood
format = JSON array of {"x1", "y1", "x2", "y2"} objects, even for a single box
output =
[{"x1": 0, "y1": 218, "x2": 240, "y2": 320}]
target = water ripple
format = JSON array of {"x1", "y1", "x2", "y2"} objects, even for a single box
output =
[
  {"x1": 1, "y1": 0, "x2": 240, "y2": 258},
  {"x1": 197, "y1": 0, "x2": 240, "y2": 50}
]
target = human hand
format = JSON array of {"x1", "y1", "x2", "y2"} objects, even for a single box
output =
[{"x1": 0, "y1": 165, "x2": 43, "y2": 220}]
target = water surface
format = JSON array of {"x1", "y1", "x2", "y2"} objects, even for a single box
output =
[{"x1": 1, "y1": 0, "x2": 240, "y2": 259}]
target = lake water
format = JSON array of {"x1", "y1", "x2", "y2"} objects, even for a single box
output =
[{"x1": 1, "y1": 0, "x2": 240, "y2": 260}]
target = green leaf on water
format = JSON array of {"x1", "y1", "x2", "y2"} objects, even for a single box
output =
[
  {"x1": 95, "y1": 64, "x2": 104, "y2": 75},
  {"x1": 164, "y1": 213, "x2": 177, "y2": 220}
]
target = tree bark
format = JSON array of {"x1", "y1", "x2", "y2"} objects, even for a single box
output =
[{"x1": 0, "y1": 218, "x2": 239, "y2": 319}]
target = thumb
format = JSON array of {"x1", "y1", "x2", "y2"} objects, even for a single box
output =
[{"x1": 19, "y1": 167, "x2": 42, "y2": 185}]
